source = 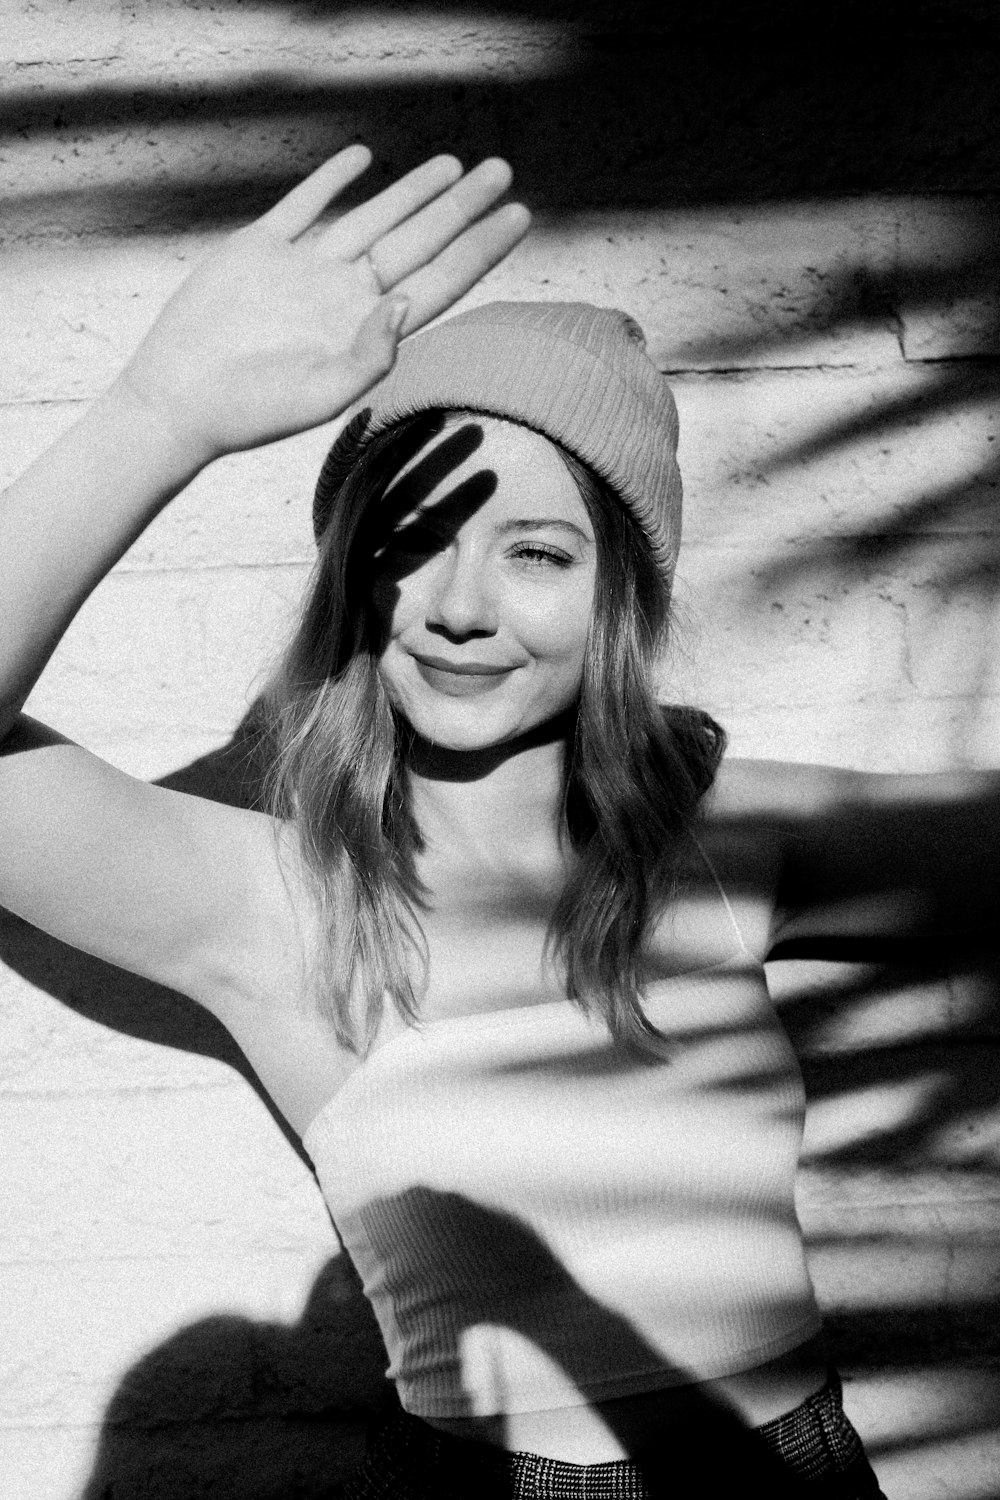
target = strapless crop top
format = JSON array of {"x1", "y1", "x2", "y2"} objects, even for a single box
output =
[{"x1": 304, "y1": 958, "x2": 822, "y2": 1419}]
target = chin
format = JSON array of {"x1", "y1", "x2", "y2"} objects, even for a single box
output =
[
  {"x1": 407, "y1": 712, "x2": 526, "y2": 753},
  {"x1": 400, "y1": 700, "x2": 578, "y2": 758},
  {"x1": 382, "y1": 672, "x2": 580, "y2": 757}
]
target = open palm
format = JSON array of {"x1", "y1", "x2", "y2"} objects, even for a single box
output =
[{"x1": 114, "y1": 147, "x2": 530, "y2": 465}]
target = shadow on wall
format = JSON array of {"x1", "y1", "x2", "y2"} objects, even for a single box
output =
[
  {"x1": 2, "y1": 715, "x2": 999, "y2": 1494},
  {"x1": 685, "y1": 243, "x2": 1000, "y2": 590},
  {"x1": 77, "y1": 1193, "x2": 868, "y2": 1499},
  {"x1": 671, "y1": 221, "x2": 1000, "y2": 759},
  {"x1": 5, "y1": 235, "x2": 1000, "y2": 1484},
  {"x1": 3, "y1": 3, "x2": 1000, "y2": 1489},
  {"x1": 2, "y1": 269, "x2": 1000, "y2": 1495},
  {"x1": 3, "y1": 0, "x2": 1000, "y2": 233},
  {"x1": 0, "y1": 720, "x2": 313, "y2": 1165},
  {"x1": 76, "y1": 1251, "x2": 386, "y2": 1500}
]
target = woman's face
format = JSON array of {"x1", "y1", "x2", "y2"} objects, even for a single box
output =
[{"x1": 370, "y1": 417, "x2": 597, "y2": 752}]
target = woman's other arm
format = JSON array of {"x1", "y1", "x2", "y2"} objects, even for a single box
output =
[
  {"x1": 0, "y1": 148, "x2": 529, "y2": 1015},
  {"x1": 707, "y1": 757, "x2": 1000, "y2": 958}
]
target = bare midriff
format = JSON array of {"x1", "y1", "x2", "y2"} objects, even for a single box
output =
[{"x1": 421, "y1": 1335, "x2": 829, "y2": 1463}]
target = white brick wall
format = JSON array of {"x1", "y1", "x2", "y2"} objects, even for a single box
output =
[{"x1": 2, "y1": 5, "x2": 999, "y2": 1497}]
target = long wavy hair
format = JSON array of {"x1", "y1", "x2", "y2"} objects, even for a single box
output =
[{"x1": 261, "y1": 411, "x2": 725, "y2": 1053}]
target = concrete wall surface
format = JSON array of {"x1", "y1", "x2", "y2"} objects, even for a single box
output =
[{"x1": 2, "y1": 4, "x2": 999, "y2": 1497}]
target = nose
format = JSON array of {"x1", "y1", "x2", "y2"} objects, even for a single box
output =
[{"x1": 425, "y1": 546, "x2": 498, "y2": 640}]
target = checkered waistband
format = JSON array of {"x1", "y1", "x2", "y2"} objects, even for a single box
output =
[{"x1": 344, "y1": 1371, "x2": 885, "y2": 1498}]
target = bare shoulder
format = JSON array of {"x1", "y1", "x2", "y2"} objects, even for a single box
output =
[
  {"x1": 176, "y1": 793, "x2": 320, "y2": 1006},
  {"x1": 703, "y1": 755, "x2": 853, "y2": 822},
  {"x1": 684, "y1": 758, "x2": 790, "y2": 960},
  {"x1": 0, "y1": 716, "x2": 318, "y2": 1021},
  {"x1": 122, "y1": 785, "x2": 325, "y2": 1027},
  {"x1": 703, "y1": 754, "x2": 1000, "y2": 949},
  {"x1": 695, "y1": 755, "x2": 828, "y2": 882},
  {"x1": 706, "y1": 754, "x2": 1000, "y2": 819},
  {"x1": 690, "y1": 756, "x2": 875, "y2": 959}
]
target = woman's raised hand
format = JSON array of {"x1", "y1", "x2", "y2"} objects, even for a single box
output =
[{"x1": 110, "y1": 147, "x2": 530, "y2": 466}]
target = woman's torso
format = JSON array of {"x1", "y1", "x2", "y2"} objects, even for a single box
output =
[{"x1": 214, "y1": 780, "x2": 827, "y2": 1462}]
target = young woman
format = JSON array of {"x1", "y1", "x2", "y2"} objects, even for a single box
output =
[{"x1": 2, "y1": 146, "x2": 995, "y2": 1497}]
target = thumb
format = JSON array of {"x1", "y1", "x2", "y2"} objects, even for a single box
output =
[{"x1": 349, "y1": 295, "x2": 410, "y2": 382}]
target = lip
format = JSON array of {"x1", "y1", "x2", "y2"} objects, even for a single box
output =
[
  {"x1": 411, "y1": 652, "x2": 519, "y2": 697},
  {"x1": 413, "y1": 653, "x2": 515, "y2": 676}
]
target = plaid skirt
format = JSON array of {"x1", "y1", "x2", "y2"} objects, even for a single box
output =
[{"x1": 342, "y1": 1372, "x2": 886, "y2": 1499}]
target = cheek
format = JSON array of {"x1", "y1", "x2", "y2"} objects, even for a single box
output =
[
  {"x1": 515, "y1": 582, "x2": 594, "y2": 665},
  {"x1": 371, "y1": 549, "x2": 446, "y2": 632},
  {"x1": 369, "y1": 569, "x2": 420, "y2": 646}
]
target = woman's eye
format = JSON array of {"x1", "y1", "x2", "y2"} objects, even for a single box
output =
[{"x1": 509, "y1": 543, "x2": 573, "y2": 567}]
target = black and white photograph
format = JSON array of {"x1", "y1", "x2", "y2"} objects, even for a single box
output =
[{"x1": 1, "y1": 4, "x2": 999, "y2": 1496}]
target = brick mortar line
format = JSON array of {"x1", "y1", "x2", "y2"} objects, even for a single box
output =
[
  {"x1": 0, "y1": 363, "x2": 953, "y2": 402},
  {"x1": 2, "y1": 356, "x2": 997, "y2": 415},
  {"x1": 2, "y1": 1233, "x2": 994, "y2": 1278},
  {"x1": 0, "y1": 1248, "x2": 329, "y2": 1269},
  {"x1": 107, "y1": 559, "x2": 314, "y2": 578},
  {"x1": 2, "y1": 1385, "x2": 993, "y2": 1437},
  {"x1": 4, "y1": 1214, "x2": 998, "y2": 1264},
  {"x1": 667, "y1": 356, "x2": 1000, "y2": 377},
  {"x1": 0, "y1": 1082, "x2": 246, "y2": 1104},
  {"x1": 690, "y1": 689, "x2": 1000, "y2": 706},
  {"x1": 0, "y1": 37, "x2": 559, "y2": 81},
  {"x1": 795, "y1": 1036, "x2": 1000, "y2": 1052},
  {"x1": 688, "y1": 531, "x2": 1000, "y2": 546},
  {"x1": 801, "y1": 1197, "x2": 1000, "y2": 1210},
  {"x1": 0, "y1": 1412, "x2": 369, "y2": 1435}
]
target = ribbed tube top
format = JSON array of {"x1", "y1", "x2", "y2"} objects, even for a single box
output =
[{"x1": 305, "y1": 959, "x2": 822, "y2": 1418}]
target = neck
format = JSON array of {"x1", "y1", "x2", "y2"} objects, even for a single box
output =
[{"x1": 405, "y1": 715, "x2": 573, "y2": 864}]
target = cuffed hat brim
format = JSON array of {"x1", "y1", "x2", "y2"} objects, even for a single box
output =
[{"x1": 313, "y1": 301, "x2": 682, "y2": 588}]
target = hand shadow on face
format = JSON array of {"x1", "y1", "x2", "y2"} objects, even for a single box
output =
[{"x1": 356, "y1": 418, "x2": 499, "y2": 655}]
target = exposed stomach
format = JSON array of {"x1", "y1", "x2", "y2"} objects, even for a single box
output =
[{"x1": 421, "y1": 1334, "x2": 829, "y2": 1464}]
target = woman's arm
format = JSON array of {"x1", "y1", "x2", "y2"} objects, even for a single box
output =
[
  {"x1": 708, "y1": 757, "x2": 1000, "y2": 959},
  {"x1": 0, "y1": 148, "x2": 529, "y2": 1014},
  {"x1": 0, "y1": 148, "x2": 527, "y2": 739}
]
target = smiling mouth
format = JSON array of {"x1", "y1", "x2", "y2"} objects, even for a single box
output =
[
  {"x1": 411, "y1": 654, "x2": 518, "y2": 696},
  {"x1": 414, "y1": 654, "x2": 513, "y2": 676}
]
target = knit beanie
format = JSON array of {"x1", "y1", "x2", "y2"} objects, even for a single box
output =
[{"x1": 313, "y1": 300, "x2": 682, "y2": 587}]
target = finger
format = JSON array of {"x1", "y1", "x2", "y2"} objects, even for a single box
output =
[
  {"x1": 367, "y1": 158, "x2": 516, "y2": 290},
  {"x1": 346, "y1": 295, "x2": 411, "y2": 388},
  {"x1": 322, "y1": 154, "x2": 464, "y2": 260},
  {"x1": 254, "y1": 145, "x2": 373, "y2": 240},
  {"x1": 391, "y1": 202, "x2": 532, "y2": 332}
]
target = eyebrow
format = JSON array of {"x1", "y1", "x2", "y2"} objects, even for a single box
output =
[{"x1": 495, "y1": 518, "x2": 594, "y2": 543}]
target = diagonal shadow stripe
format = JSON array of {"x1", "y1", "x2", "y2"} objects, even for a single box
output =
[{"x1": 2, "y1": 46, "x2": 1000, "y2": 235}]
